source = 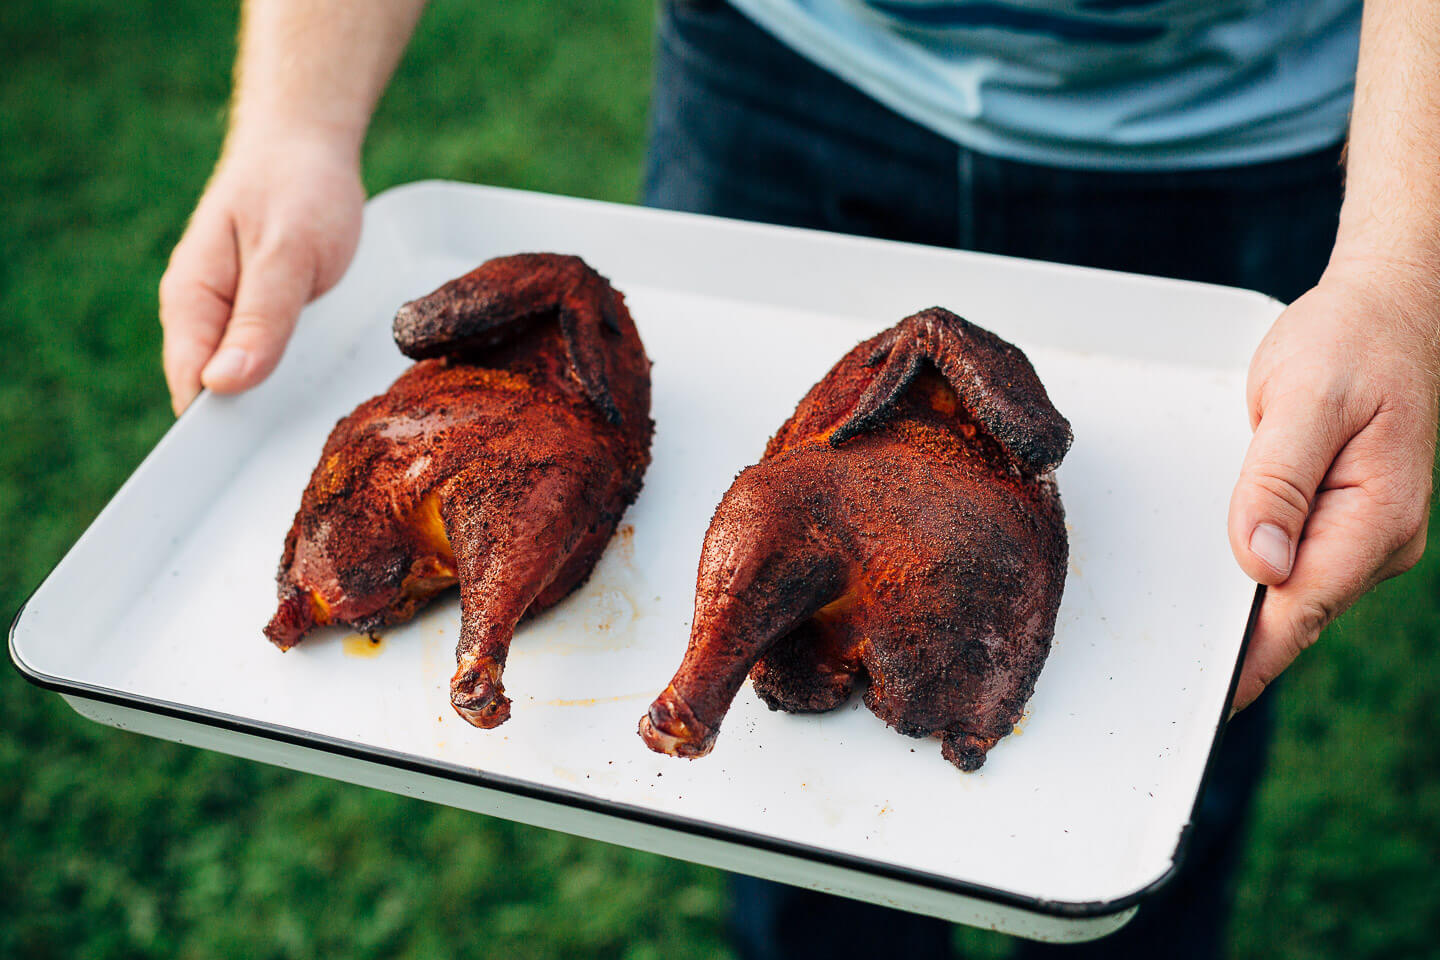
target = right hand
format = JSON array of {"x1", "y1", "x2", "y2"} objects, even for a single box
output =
[{"x1": 159, "y1": 134, "x2": 365, "y2": 414}]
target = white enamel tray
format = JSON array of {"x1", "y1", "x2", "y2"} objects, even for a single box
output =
[{"x1": 11, "y1": 182, "x2": 1275, "y2": 942}]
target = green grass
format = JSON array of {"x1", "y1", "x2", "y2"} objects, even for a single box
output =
[{"x1": 2, "y1": 1, "x2": 1438, "y2": 957}]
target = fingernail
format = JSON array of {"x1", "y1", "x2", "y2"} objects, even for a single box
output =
[
  {"x1": 202, "y1": 347, "x2": 248, "y2": 387},
  {"x1": 1249, "y1": 522, "x2": 1292, "y2": 577}
]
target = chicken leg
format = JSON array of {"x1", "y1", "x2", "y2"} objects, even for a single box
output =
[
  {"x1": 641, "y1": 308, "x2": 1069, "y2": 770},
  {"x1": 265, "y1": 253, "x2": 653, "y2": 728}
]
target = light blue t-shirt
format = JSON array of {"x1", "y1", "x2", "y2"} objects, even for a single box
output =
[{"x1": 727, "y1": 0, "x2": 1360, "y2": 169}]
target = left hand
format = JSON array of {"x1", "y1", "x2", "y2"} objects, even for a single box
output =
[{"x1": 1227, "y1": 257, "x2": 1439, "y2": 711}]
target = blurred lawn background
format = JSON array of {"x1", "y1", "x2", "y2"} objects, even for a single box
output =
[{"x1": 3, "y1": 1, "x2": 1438, "y2": 957}]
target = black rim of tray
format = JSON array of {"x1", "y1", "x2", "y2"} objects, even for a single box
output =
[{"x1": 10, "y1": 581, "x2": 1262, "y2": 922}]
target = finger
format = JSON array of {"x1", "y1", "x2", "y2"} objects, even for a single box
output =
[
  {"x1": 159, "y1": 208, "x2": 240, "y2": 414},
  {"x1": 1231, "y1": 485, "x2": 1392, "y2": 710},
  {"x1": 200, "y1": 238, "x2": 314, "y2": 394},
  {"x1": 1227, "y1": 386, "x2": 1368, "y2": 585}
]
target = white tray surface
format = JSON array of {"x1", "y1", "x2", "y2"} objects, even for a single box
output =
[{"x1": 15, "y1": 183, "x2": 1275, "y2": 908}]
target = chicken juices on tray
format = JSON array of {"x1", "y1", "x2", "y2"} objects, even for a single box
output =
[
  {"x1": 640, "y1": 308, "x2": 1071, "y2": 771},
  {"x1": 265, "y1": 254, "x2": 653, "y2": 728}
]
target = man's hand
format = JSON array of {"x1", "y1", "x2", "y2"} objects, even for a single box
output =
[
  {"x1": 158, "y1": 0, "x2": 428, "y2": 414},
  {"x1": 1227, "y1": 259, "x2": 1439, "y2": 710},
  {"x1": 159, "y1": 137, "x2": 365, "y2": 414}
]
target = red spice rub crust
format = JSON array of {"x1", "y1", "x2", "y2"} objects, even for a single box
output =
[
  {"x1": 641, "y1": 308, "x2": 1070, "y2": 771},
  {"x1": 266, "y1": 254, "x2": 652, "y2": 729}
]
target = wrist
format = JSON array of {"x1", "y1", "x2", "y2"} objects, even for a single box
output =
[
  {"x1": 1323, "y1": 245, "x2": 1440, "y2": 309},
  {"x1": 1333, "y1": 197, "x2": 1440, "y2": 283},
  {"x1": 223, "y1": 108, "x2": 365, "y2": 171},
  {"x1": 1309, "y1": 256, "x2": 1440, "y2": 379}
]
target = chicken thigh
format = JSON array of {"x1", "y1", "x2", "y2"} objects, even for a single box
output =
[
  {"x1": 265, "y1": 254, "x2": 652, "y2": 728},
  {"x1": 640, "y1": 308, "x2": 1069, "y2": 771}
]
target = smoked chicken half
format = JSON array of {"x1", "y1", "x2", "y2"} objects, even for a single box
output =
[
  {"x1": 265, "y1": 254, "x2": 652, "y2": 727},
  {"x1": 640, "y1": 308, "x2": 1070, "y2": 771}
]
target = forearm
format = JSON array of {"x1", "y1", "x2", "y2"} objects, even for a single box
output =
[
  {"x1": 1333, "y1": 0, "x2": 1440, "y2": 290},
  {"x1": 226, "y1": 0, "x2": 429, "y2": 160}
]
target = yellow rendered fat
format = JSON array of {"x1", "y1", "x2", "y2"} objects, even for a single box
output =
[
  {"x1": 309, "y1": 591, "x2": 331, "y2": 624},
  {"x1": 342, "y1": 634, "x2": 386, "y2": 658},
  {"x1": 411, "y1": 491, "x2": 457, "y2": 571}
]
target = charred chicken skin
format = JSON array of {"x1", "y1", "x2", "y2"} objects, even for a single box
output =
[
  {"x1": 264, "y1": 254, "x2": 652, "y2": 728},
  {"x1": 640, "y1": 308, "x2": 1070, "y2": 771}
]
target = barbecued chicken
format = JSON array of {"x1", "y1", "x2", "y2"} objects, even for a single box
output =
[
  {"x1": 640, "y1": 308, "x2": 1070, "y2": 771},
  {"x1": 265, "y1": 254, "x2": 652, "y2": 728}
]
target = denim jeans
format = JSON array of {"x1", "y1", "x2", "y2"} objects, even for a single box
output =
[{"x1": 643, "y1": 2, "x2": 1340, "y2": 956}]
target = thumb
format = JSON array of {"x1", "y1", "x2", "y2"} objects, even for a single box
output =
[{"x1": 1227, "y1": 388, "x2": 1360, "y2": 585}]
